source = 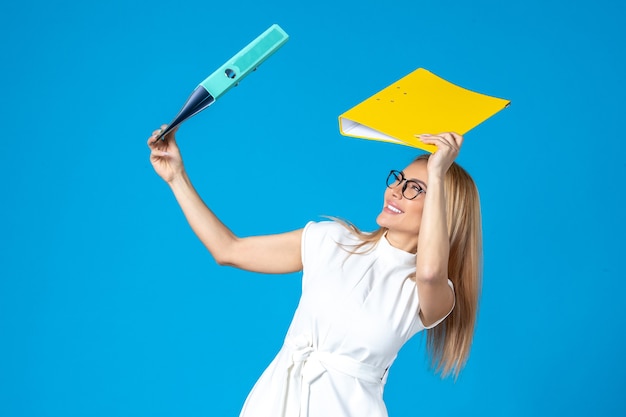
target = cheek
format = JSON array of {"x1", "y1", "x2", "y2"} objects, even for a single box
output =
[{"x1": 405, "y1": 205, "x2": 424, "y2": 226}]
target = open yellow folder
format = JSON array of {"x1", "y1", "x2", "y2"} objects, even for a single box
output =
[{"x1": 338, "y1": 68, "x2": 510, "y2": 152}]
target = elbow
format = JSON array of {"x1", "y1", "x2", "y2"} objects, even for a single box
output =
[
  {"x1": 213, "y1": 255, "x2": 229, "y2": 266},
  {"x1": 210, "y1": 238, "x2": 239, "y2": 267},
  {"x1": 415, "y1": 266, "x2": 447, "y2": 284},
  {"x1": 212, "y1": 249, "x2": 235, "y2": 267},
  {"x1": 214, "y1": 254, "x2": 239, "y2": 268}
]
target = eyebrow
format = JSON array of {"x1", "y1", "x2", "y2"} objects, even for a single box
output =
[{"x1": 400, "y1": 171, "x2": 428, "y2": 189}]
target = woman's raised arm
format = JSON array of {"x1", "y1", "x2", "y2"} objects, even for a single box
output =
[
  {"x1": 148, "y1": 126, "x2": 303, "y2": 274},
  {"x1": 413, "y1": 132, "x2": 463, "y2": 327}
]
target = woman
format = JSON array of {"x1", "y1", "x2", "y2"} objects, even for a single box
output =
[{"x1": 148, "y1": 126, "x2": 481, "y2": 417}]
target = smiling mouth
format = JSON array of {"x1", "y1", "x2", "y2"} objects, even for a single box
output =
[{"x1": 387, "y1": 204, "x2": 403, "y2": 214}]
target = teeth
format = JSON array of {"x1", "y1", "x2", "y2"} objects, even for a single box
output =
[{"x1": 387, "y1": 205, "x2": 402, "y2": 214}]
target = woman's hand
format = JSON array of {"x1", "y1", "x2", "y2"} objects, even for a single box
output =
[
  {"x1": 147, "y1": 125, "x2": 184, "y2": 184},
  {"x1": 418, "y1": 132, "x2": 464, "y2": 178}
]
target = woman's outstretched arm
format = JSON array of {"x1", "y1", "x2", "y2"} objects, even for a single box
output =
[{"x1": 148, "y1": 126, "x2": 303, "y2": 274}]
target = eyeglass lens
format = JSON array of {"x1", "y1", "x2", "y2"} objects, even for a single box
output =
[{"x1": 386, "y1": 170, "x2": 423, "y2": 200}]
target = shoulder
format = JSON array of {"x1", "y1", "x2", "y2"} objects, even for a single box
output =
[
  {"x1": 303, "y1": 220, "x2": 357, "y2": 245},
  {"x1": 301, "y1": 220, "x2": 359, "y2": 266}
]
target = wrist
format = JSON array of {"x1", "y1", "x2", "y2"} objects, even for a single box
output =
[
  {"x1": 167, "y1": 171, "x2": 190, "y2": 189},
  {"x1": 426, "y1": 170, "x2": 445, "y2": 186}
]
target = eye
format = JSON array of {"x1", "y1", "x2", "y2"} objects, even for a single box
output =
[{"x1": 407, "y1": 181, "x2": 424, "y2": 195}]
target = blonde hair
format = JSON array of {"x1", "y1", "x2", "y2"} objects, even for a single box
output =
[{"x1": 334, "y1": 155, "x2": 482, "y2": 378}]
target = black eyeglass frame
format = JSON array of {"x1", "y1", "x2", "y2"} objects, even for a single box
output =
[{"x1": 386, "y1": 170, "x2": 426, "y2": 200}]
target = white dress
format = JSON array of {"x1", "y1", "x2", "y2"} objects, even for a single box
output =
[{"x1": 239, "y1": 221, "x2": 454, "y2": 417}]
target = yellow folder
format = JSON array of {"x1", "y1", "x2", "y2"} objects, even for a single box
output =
[{"x1": 338, "y1": 68, "x2": 510, "y2": 152}]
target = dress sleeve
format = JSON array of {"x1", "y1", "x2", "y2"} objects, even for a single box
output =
[
  {"x1": 300, "y1": 220, "x2": 342, "y2": 275},
  {"x1": 420, "y1": 279, "x2": 456, "y2": 330},
  {"x1": 300, "y1": 220, "x2": 317, "y2": 269}
]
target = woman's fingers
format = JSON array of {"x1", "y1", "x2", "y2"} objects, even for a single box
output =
[
  {"x1": 148, "y1": 129, "x2": 162, "y2": 147},
  {"x1": 448, "y1": 132, "x2": 463, "y2": 147},
  {"x1": 436, "y1": 132, "x2": 463, "y2": 150},
  {"x1": 418, "y1": 134, "x2": 453, "y2": 151},
  {"x1": 418, "y1": 132, "x2": 463, "y2": 152},
  {"x1": 151, "y1": 148, "x2": 170, "y2": 158},
  {"x1": 148, "y1": 125, "x2": 174, "y2": 147},
  {"x1": 162, "y1": 125, "x2": 178, "y2": 143},
  {"x1": 417, "y1": 132, "x2": 464, "y2": 175}
]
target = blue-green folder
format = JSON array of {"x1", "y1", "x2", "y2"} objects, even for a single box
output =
[{"x1": 157, "y1": 24, "x2": 289, "y2": 140}]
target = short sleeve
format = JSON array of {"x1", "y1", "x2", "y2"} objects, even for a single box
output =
[
  {"x1": 420, "y1": 279, "x2": 456, "y2": 330},
  {"x1": 300, "y1": 221, "x2": 348, "y2": 277},
  {"x1": 300, "y1": 220, "x2": 317, "y2": 268}
]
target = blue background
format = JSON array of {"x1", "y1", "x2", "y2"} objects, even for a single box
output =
[{"x1": 1, "y1": 0, "x2": 624, "y2": 416}]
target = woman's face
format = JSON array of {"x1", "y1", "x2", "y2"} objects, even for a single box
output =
[{"x1": 375, "y1": 159, "x2": 428, "y2": 253}]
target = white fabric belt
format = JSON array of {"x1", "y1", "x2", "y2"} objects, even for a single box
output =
[{"x1": 280, "y1": 334, "x2": 387, "y2": 417}]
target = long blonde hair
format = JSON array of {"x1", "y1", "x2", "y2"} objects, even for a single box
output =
[{"x1": 335, "y1": 154, "x2": 482, "y2": 378}]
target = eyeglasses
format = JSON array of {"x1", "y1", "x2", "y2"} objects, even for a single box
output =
[{"x1": 386, "y1": 170, "x2": 426, "y2": 200}]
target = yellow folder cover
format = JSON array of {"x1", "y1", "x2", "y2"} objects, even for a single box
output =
[{"x1": 338, "y1": 68, "x2": 510, "y2": 152}]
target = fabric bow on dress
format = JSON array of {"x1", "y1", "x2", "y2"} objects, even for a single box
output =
[{"x1": 280, "y1": 334, "x2": 387, "y2": 417}]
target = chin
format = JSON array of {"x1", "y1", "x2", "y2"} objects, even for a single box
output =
[
  {"x1": 375, "y1": 214, "x2": 386, "y2": 228},
  {"x1": 375, "y1": 213, "x2": 394, "y2": 229}
]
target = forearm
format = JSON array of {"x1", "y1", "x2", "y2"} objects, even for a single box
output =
[
  {"x1": 167, "y1": 172, "x2": 237, "y2": 264},
  {"x1": 163, "y1": 170, "x2": 303, "y2": 274},
  {"x1": 415, "y1": 175, "x2": 449, "y2": 283}
]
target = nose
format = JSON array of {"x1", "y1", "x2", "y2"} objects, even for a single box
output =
[{"x1": 389, "y1": 182, "x2": 404, "y2": 200}]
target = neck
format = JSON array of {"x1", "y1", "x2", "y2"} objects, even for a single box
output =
[{"x1": 385, "y1": 230, "x2": 418, "y2": 254}]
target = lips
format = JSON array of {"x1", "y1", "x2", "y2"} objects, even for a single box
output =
[{"x1": 385, "y1": 203, "x2": 403, "y2": 214}]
